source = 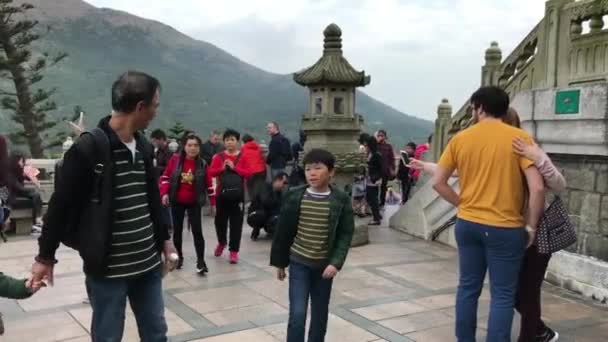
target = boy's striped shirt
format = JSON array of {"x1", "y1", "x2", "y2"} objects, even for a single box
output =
[{"x1": 290, "y1": 188, "x2": 331, "y2": 267}]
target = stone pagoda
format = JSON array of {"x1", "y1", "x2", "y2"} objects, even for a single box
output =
[{"x1": 294, "y1": 23, "x2": 370, "y2": 188}]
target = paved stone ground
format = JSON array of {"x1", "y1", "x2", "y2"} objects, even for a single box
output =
[{"x1": 0, "y1": 219, "x2": 607, "y2": 341}]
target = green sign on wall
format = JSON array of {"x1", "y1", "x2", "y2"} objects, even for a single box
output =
[{"x1": 555, "y1": 89, "x2": 580, "y2": 114}]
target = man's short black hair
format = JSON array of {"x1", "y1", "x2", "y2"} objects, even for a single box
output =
[
  {"x1": 302, "y1": 149, "x2": 335, "y2": 171},
  {"x1": 268, "y1": 121, "x2": 280, "y2": 131},
  {"x1": 223, "y1": 128, "x2": 240, "y2": 141},
  {"x1": 111, "y1": 71, "x2": 161, "y2": 113},
  {"x1": 377, "y1": 129, "x2": 387, "y2": 137},
  {"x1": 150, "y1": 129, "x2": 167, "y2": 140},
  {"x1": 470, "y1": 86, "x2": 510, "y2": 118},
  {"x1": 406, "y1": 142, "x2": 417, "y2": 150},
  {"x1": 358, "y1": 132, "x2": 370, "y2": 145},
  {"x1": 242, "y1": 134, "x2": 254, "y2": 143},
  {"x1": 272, "y1": 172, "x2": 288, "y2": 182}
]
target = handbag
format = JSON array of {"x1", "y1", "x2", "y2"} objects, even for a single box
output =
[{"x1": 536, "y1": 196, "x2": 577, "y2": 254}]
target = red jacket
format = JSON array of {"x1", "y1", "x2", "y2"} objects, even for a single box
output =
[
  {"x1": 241, "y1": 141, "x2": 266, "y2": 175},
  {"x1": 410, "y1": 143, "x2": 430, "y2": 180},
  {"x1": 159, "y1": 154, "x2": 209, "y2": 205},
  {"x1": 208, "y1": 151, "x2": 251, "y2": 195}
]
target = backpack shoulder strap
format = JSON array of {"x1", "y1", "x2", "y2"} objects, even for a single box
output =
[
  {"x1": 78, "y1": 128, "x2": 111, "y2": 202},
  {"x1": 91, "y1": 128, "x2": 111, "y2": 160},
  {"x1": 78, "y1": 128, "x2": 110, "y2": 166},
  {"x1": 219, "y1": 153, "x2": 226, "y2": 162},
  {"x1": 234, "y1": 153, "x2": 242, "y2": 166}
]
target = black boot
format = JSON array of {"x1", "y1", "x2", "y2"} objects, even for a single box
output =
[
  {"x1": 196, "y1": 260, "x2": 208, "y2": 275},
  {"x1": 250, "y1": 228, "x2": 260, "y2": 241}
]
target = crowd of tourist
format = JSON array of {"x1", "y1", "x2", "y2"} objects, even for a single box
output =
[{"x1": 0, "y1": 71, "x2": 569, "y2": 342}]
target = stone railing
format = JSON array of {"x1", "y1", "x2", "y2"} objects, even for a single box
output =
[
  {"x1": 431, "y1": 0, "x2": 608, "y2": 160},
  {"x1": 393, "y1": 0, "x2": 608, "y2": 303},
  {"x1": 566, "y1": 0, "x2": 608, "y2": 84},
  {"x1": 499, "y1": 22, "x2": 542, "y2": 95}
]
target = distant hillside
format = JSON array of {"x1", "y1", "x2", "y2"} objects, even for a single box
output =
[{"x1": 1, "y1": 0, "x2": 432, "y2": 150}]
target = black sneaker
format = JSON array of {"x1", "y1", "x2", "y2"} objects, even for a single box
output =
[
  {"x1": 176, "y1": 258, "x2": 184, "y2": 270},
  {"x1": 537, "y1": 328, "x2": 559, "y2": 342},
  {"x1": 196, "y1": 260, "x2": 208, "y2": 275}
]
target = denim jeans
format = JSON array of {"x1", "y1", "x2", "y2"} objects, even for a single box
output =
[
  {"x1": 86, "y1": 268, "x2": 167, "y2": 342},
  {"x1": 287, "y1": 261, "x2": 333, "y2": 342},
  {"x1": 455, "y1": 219, "x2": 526, "y2": 342}
]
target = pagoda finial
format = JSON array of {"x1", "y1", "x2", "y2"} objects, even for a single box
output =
[{"x1": 323, "y1": 23, "x2": 342, "y2": 54}]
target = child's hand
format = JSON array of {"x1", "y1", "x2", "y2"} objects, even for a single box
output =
[
  {"x1": 25, "y1": 278, "x2": 46, "y2": 293},
  {"x1": 276, "y1": 268, "x2": 286, "y2": 281},
  {"x1": 322, "y1": 265, "x2": 338, "y2": 279}
]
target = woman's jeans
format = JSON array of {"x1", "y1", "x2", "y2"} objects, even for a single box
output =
[{"x1": 454, "y1": 219, "x2": 526, "y2": 342}]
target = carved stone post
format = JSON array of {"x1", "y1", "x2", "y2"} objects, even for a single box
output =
[
  {"x1": 481, "y1": 42, "x2": 502, "y2": 86},
  {"x1": 432, "y1": 99, "x2": 453, "y2": 162}
]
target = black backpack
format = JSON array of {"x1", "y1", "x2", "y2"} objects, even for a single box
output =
[
  {"x1": 218, "y1": 153, "x2": 244, "y2": 202},
  {"x1": 53, "y1": 128, "x2": 110, "y2": 250}
]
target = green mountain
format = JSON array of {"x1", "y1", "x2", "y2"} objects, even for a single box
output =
[{"x1": 2, "y1": 0, "x2": 432, "y2": 150}]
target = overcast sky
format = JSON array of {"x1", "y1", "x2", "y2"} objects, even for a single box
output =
[{"x1": 85, "y1": 0, "x2": 545, "y2": 120}]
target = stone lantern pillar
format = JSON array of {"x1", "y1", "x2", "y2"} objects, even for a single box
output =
[
  {"x1": 293, "y1": 23, "x2": 371, "y2": 189},
  {"x1": 432, "y1": 99, "x2": 453, "y2": 162},
  {"x1": 482, "y1": 41, "x2": 503, "y2": 87}
]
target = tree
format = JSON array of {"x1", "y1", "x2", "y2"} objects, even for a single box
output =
[
  {"x1": 168, "y1": 121, "x2": 185, "y2": 140},
  {"x1": 0, "y1": 1, "x2": 67, "y2": 157}
]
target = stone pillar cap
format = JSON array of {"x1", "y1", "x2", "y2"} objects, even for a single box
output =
[
  {"x1": 437, "y1": 98, "x2": 452, "y2": 117},
  {"x1": 485, "y1": 41, "x2": 502, "y2": 64}
]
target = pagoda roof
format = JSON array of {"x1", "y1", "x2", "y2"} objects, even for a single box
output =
[{"x1": 294, "y1": 23, "x2": 370, "y2": 87}]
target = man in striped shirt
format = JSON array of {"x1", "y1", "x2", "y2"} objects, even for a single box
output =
[
  {"x1": 31, "y1": 71, "x2": 177, "y2": 342},
  {"x1": 270, "y1": 149, "x2": 355, "y2": 342}
]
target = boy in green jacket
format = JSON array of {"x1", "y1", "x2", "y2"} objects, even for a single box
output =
[
  {"x1": 270, "y1": 148, "x2": 354, "y2": 342},
  {"x1": 0, "y1": 272, "x2": 36, "y2": 299},
  {"x1": 0, "y1": 272, "x2": 39, "y2": 335}
]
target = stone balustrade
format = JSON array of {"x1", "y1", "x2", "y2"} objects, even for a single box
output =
[
  {"x1": 431, "y1": 0, "x2": 608, "y2": 161},
  {"x1": 567, "y1": 0, "x2": 608, "y2": 83},
  {"x1": 498, "y1": 23, "x2": 541, "y2": 94},
  {"x1": 399, "y1": 0, "x2": 608, "y2": 302}
]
